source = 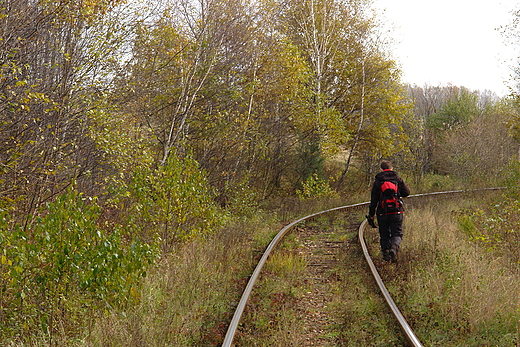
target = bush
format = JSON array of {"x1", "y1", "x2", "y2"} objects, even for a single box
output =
[
  {"x1": 123, "y1": 152, "x2": 225, "y2": 249},
  {"x1": 459, "y1": 195, "x2": 520, "y2": 264},
  {"x1": 296, "y1": 173, "x2": 338, "y2": 200},
  {"x1": 0, "y1": 187, "x2": 156, "y2": 342}
]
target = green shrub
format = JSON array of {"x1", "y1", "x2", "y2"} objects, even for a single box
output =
[
  {"x1": 296, "y1": 173, "x2": 338, "y2": 200},
  {"x1": 459, "y1": 194, "x2": 520, "y2": 264},
  {"x1": 0, "y1": 187, "x2": 156, "y2": 342},
  {"x1": 124, "y1": 152, "x2": 225, "y2": 249}
]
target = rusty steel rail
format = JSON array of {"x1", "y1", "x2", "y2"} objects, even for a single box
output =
[
  {"x1": 221, "y1": 187, "x2": 505, "y2": 346},
  {"x1": 359, "y1": 218, "x2": 423, "y2": 347},
  {"x1": 221, "y1": 201, "x2": 369, "y2": 347}
]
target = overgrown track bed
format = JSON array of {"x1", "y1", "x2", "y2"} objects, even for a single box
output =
[
  {"x1": 290, "y1": 218, "x2": 360, "y2": 345},
  {"x1": 222, "y1": 188, "x2": 506, "y2": 347}
]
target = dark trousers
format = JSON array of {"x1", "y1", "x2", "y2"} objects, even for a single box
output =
[{"x1": 377, "y1": 213, "x2": 404, "y2": 252}]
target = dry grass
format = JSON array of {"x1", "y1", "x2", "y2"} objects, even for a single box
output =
[
  {"x1": 73, "y1": 192, "x2": 519, "y2": 346},
  {"x1": 400, "y1": 195, "x2": 520, "y2": 345},
  {"x1": 79, "y1": 216, "x2": 280, "y2": 347}
]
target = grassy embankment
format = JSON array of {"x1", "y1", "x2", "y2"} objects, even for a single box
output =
[
  {"x1": 399, "y1": 193, "x2": 520, "y2": 346},
  {"x1": 230, "y1": 191, "x2": 520, "y2": 346},
  {"x1": 79, "y1": 188, "x2": 518, "y2": 346}
]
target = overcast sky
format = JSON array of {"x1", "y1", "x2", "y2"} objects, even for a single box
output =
[{"x1": 372, "y1": 0, "x2": 519, "y2": 95}]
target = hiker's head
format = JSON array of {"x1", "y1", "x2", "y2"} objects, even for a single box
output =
[{"x1": 380, "y1": 160, "x2": 393, "y2": 171}]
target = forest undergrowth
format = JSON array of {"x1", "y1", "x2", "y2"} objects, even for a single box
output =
[
  {"x1": 0, "y1": 173, "x2": 517, "y2": 346},
  {"x1": 77, "y1": 188, "x2": 518, "y2": 347}
]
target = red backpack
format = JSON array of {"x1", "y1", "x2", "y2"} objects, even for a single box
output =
[{"x1": 380, "y1": 180, "x2": 402, "y2": 215}]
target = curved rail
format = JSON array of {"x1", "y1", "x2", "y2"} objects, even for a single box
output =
[
  {"x1": 221, "y1": 201, "x2": 369, "y2": 347},
  {"x1": 358, "y1": 219, "x2": 423, "y2": 347},
  {"x1": 221, "y1": 187, "x2": 505, "y2": 346}
]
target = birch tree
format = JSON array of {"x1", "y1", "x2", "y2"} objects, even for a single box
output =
[{"x1": 0, "y1": 0, "x2": 128, "y2": 217}]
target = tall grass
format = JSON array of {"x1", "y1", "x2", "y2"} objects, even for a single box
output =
[
  {"x1": 80, "y1": 215, "x2": 280, "y2": 347},
  {"x1": 399, "y1": 194, "x2": 520, "y2": 346},
  {"x1": 76, "y1": 191, "x2": 518, "y2": 346}
]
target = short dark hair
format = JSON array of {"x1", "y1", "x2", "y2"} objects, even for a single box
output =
[{"x1": 380, "y1": 160, "x2": 392, "y2": 170}]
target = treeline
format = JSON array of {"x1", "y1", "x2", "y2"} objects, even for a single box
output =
[
  {"x1": 403, "y1": 85, "x2": 518, "y2": 185},
  {"x1": 1, "y1": 0, "x2": 410, "y2": 211},
  {"x1": 0, "y1": 0, "x2": 519, "y2": 343}
]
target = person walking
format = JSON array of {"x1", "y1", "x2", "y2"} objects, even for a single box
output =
[{"x1": 367, "y1": 160, "x2": 410, "y2": 262}]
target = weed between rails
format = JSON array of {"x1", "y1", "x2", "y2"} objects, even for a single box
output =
[{"x1": 235, "y1": 211, "x2": 407, "y2": 346}]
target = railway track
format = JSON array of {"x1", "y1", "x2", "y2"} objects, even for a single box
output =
[{"x1": 222, "y1": 188, "x2": 504, "y2": 346}]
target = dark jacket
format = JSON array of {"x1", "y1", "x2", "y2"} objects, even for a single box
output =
[{"x1": 368, "y1": 169, "x2": 410, "y2": 217}]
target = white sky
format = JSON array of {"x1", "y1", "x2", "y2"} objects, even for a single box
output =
[{"x1": 372, "y1": 0, "x2": 519, "y2": 96}]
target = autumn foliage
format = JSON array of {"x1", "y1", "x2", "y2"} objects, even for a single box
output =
[{"x1": 1, "y1": 0, "x2": 519, "y2": 343}]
